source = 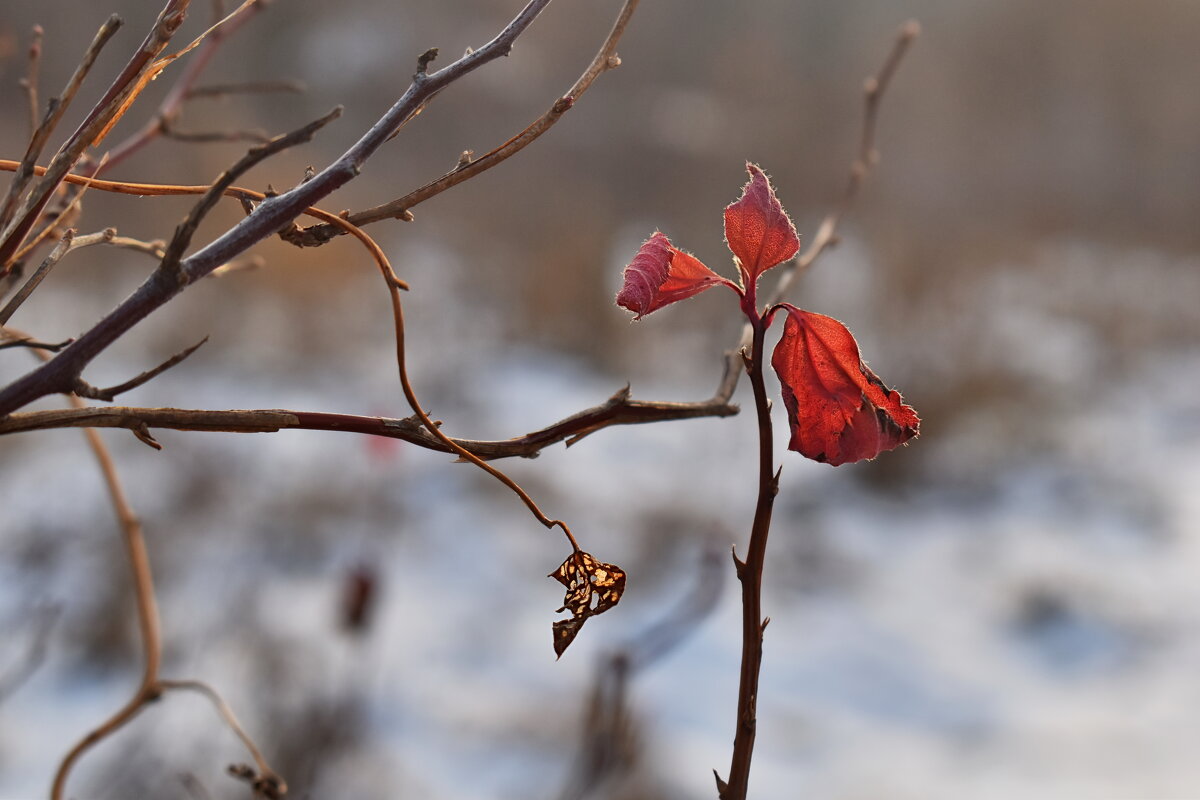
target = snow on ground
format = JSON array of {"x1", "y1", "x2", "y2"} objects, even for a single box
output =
[{"x1": 1, "y1": 239, "x2": 1198, "y2": 799}]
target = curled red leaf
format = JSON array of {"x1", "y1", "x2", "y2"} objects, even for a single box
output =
[
  {"x1": 723, "y1": 163, "x2": 800, "y2": 288},
  {"x1": 771, "y1": 305, "x2": 919, "y2": 466},
  {"x1": 617, "y1": 231, "x2": 735, "y2": 319}
]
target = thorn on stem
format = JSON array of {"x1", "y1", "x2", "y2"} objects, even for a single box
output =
[
  {"x1": 131, "y1": 422, "x2": 162, "y2": 450},
  {"x1": 714, "y1": 770, "x2": 729, "y2": 794},
  {"x1": 730, "y1": 544, "x2": 746, "y2": 578}
]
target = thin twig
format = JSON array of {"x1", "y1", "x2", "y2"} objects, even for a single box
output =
[
  {"x1": 158, "y1": 679, "x2": 285, "y2": 797},
  {"x1": 0, "y1": 158, "x2": 408, "y2": 287},
  {"x1": 162, "y1": 125, "x2": 272, "y2": 144},
  {"x1": 18, "y1": 25, "x2": 45, "y2": 138},
  {"x1": 10, "y1": 333, "x2": 275, "y2": 798},
  {"x1": 0, "y1": 389, "x2": 736, "y2": 459},
  {"x1": 382, "y1": 250, "x2": 583, "y2": 550},
  {"x1": 0, "y1": 0, "x2": 572, "y2": 416},
  {"x1": 187, "y1": 79, "x2": 305, "y2": 98},
  {"x1": 0, "y1": 1, "x2": 189, "y2": 276},
  {"x1": 73, "y1": 337, "x2": 209, "y2": 402},
  {"x1": 99, "y1": 0, "x2": 273, "y2": 174},
  {"x1": 0, "y1": 231, "x2": 74, "y2": 325},
  {"x1": 288, "y1": 0, "x2": 640, "y2": 246},
  {"x1": 159, "y1": 106, "x2": 342, "y2": 277},
  {"x1": 0, "y1": 228, "x2": 116, "y2": 326},
  {"x1": 0, "y1": 335, "x2": 73, "y2": 352},
  {"x1": 714, "y1": 20, "x2": 921, "y2": 405},
  {"x1": 0, "y1": 16, "x2": 122, "y2": 240},
  {"x1": 33, "y1": 363, "x2": 163, "y2": 800}
]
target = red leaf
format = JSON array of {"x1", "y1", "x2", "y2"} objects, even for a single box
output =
[
  {"x1": 771, "y1": 306, "x2": 919, "y2": 466},
  {"x1": 617, "y1": 232, "x2": 735, "y2": 319},
  {"x1": 723, "y1": 163, "x2": 800, "y2": 288}
]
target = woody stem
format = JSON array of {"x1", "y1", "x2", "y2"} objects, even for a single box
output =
[{"x1": 720, "y1": 313, "x2": 779, "y2": 799}]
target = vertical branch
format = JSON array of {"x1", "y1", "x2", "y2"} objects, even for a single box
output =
[
  {"x1": 718, "y1": 318, "x2": 779, "y2": 800},
  {"x1": 19, "y1": 25, "x2": 45, "y2": 137},
  {"x1": 13, "y1": 347, "x2": 164, "y2": 800}
]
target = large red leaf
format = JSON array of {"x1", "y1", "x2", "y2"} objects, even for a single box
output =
[
  {"x1": 723, "y1": 163, "x2": 800, "y2": 288},
  {"x1": 617, "y1": 231, "x2": 735, "y2": 319},
  {"x1": 771, "y1": 306, "x2": 919, "y2": 466}
]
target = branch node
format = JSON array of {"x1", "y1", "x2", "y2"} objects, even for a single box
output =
[{"x1": 415, "y1": 47, "x2": 439, "y2": 77}]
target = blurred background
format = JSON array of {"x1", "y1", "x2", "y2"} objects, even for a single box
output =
[{"x1": 1, "y1": 0, "x2": 1199, "y2": 797}]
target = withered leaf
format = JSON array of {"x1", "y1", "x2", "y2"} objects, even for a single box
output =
[{"x1": 549, "y1": 550, "x2": 627, "y2": 658}]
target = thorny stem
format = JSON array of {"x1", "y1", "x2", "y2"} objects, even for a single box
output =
[{"x1": 719, "y1": 314, "x2": 779, "y2": 800}]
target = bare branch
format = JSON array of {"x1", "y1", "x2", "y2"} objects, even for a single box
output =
[
  {"x1": 288, "y1": 0, "x2": 640, "y2": 246},
  {"x1": 0, "y1": 229, "x2": 116, "y2": 326},
  {"x1": 162, "y1": 124, "x2": 271, "y2": 144},
  {"x1": 0, "y1": 16, "x2": 122, "y2": 239},
  {"x1": 158, "y1": 679, "x2": 285, "y2": 798},
  {"x1": 18, "y1": 25, "x2": 45, "y2": 138},
  {"x1": 0, "y1": 1, "x2": 191, "y2": 275},
  {"x1": 0, "y1": 335, "x2": 73, "y2": 352},
  {"x1": 0, "y1": 0, "x2": 567, "y2": 417},
  {"x1": 46, "y1": 383, "x2": 163, "y2": 800},
  {"x1": 159, "y1": 106, "x2": 342, "y2": 277},
  {"x1": 0, "y1": 231, "x2": 74, "y2": 325},
  {"x1": 100, "y1": 0, "x2": 273, "y2": 174},
  {"x1": 0, "y1": 387, "x2": 737, "y2": 460},
  {"x1": 187, "y1": 79, "x2": 305, "y2": 98},
  {"x1": 73, "y1": 337, "x2": 209, "y2": 402}
]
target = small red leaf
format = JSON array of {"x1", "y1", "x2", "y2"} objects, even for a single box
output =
[
  {"x1": 617, "y1": 232, "x2": 736, "y2": 319},
  {"x1": 723, "y1": 163, "x2": 800, "y2": 287},
  {"x1": 771, "y1": 306, "x2": 919, "y2": 466}
]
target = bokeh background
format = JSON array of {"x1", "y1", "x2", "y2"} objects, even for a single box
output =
[{"x1": 1, "y1": 0, "x2": 1199, "y2": 797}]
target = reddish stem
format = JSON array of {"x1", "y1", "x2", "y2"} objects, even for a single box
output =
[{"x1": 720, "y1": 312, "x2": 779, "y2": 799}]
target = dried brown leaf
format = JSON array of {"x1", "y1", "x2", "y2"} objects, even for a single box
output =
[{"x1": 549, "y1": 550, "x2": 626, "y2": 657}]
